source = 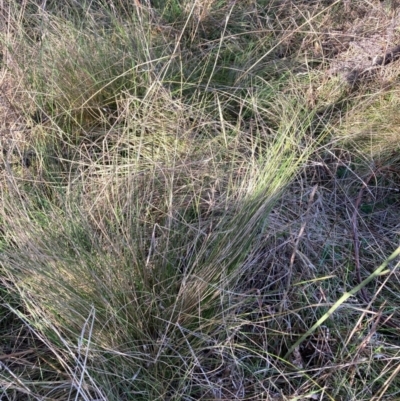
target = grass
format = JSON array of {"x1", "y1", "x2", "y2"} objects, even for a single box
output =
[{"x1": 0, "y1": 0, "x2": 400, "y2": 400}]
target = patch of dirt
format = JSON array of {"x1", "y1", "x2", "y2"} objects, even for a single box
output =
[{"x1": 326, "y1": 4, "x2": 400, "y2": 84}]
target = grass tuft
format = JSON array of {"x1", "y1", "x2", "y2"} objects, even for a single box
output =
[{"x1": 0, "y1": 1, "x2": 400, "y2": 400}]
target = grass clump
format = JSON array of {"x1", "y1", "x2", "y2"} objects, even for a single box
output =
[{"x1": 0, "y1": 0, "x2": 400, "y2": 400}]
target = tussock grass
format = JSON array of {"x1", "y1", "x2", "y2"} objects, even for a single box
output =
[{"x1": 0, "y1": 0, "x2": 400, "y2": 400}]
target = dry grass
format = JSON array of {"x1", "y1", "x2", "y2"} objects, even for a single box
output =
[{"x1": 0, "y1": 0, "x2": 400, "y2": 400}]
